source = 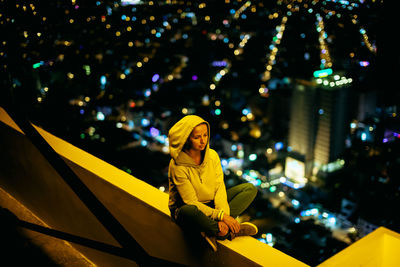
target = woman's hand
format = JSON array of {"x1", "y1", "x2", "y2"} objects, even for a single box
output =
[
  {"x1": 218, "y1": 221, "x2": 229, "y2": 236},
  {"x1": 222, "y1": 214, "x2": 240, "y2": 234}
]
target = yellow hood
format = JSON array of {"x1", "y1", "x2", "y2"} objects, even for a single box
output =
[{"x1": 168, "y1": 115, "x2": 210, "y2": 164}]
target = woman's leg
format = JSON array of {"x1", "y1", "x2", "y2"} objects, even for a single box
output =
[
  {"x1": 175, "y1": 205, "x2": 219, "y2": 236},
  {"x1": 227, "y1": 183, "x2": 257, "y2": 218}
]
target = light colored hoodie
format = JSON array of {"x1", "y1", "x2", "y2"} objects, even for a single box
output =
[{"x1": 168, "y1": 115, "x2": 230, "y2": 221}]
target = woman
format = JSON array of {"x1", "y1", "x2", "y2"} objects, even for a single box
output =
[{"x1": 168, "y1": 115, "x2": 258, "y2": 251}]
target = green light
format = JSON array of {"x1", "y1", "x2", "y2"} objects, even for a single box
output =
[
  {"x1": 313, "y1": 68, "x2": 333, "y2": 78},
  {"x1": 215, "y1": 109, "x2": 221, "y2": 115},
  {"x1": 33, "y1": 63, "x2": 41, "y2": 69}
]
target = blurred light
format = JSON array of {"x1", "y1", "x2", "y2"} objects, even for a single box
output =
[
  {"x1": 96, "y1": 112, "x2": 105, "y2": 121},
  {"x1": 100, "y1": 75, "x2": 107, "y2": 86},
  {"x1": 313, "y1": 68, "x2": 333, "y2": 78},
  {"x1": 274, "y1": 142, "x2": 283, "y2": 150},
  {"x1": 249, "y1": 154, "x2": 257, "y2": 161},
  {"x1": 150, "y1": 127, "x2": 160, "y2": 137},
  {"x1": 141, "y1": 118, "x2": 150, "y2": 127},
  {"x1": 361, "y1": 132, "x2": 367, "y2": 141},
  {"x1": 242, "y1": 108, "x2": 250, "y2": 115},
  {"x1": 152, "y1": 74, "x2": 160, "y2": 82}
]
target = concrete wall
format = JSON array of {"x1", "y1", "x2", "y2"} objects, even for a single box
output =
[{"x1": 0, "y1": 107, "x2": 308, "y2": 267}]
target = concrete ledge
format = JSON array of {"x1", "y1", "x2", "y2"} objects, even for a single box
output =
[
  {"x1": 0, "y1": 107, "x2": 308, "y2": 266},
  {"x1": 318, "y1": 227, "x2": 400, "y2": 267}
]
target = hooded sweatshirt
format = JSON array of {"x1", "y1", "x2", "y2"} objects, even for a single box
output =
[{"x1": 168, "y1": 115, "x2": 230, "y2": 221}]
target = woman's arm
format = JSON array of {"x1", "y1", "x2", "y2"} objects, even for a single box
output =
[
  {"x1": 172, "y1": 166, "x2": 223, "y2": 220},
  {"x1": 213, "y1": 151, "x2": 230, "y2": 216}
]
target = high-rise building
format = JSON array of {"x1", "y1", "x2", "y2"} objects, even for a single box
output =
[{"x1": 285, "y1": 72, "x2": 352, "y2": 181}]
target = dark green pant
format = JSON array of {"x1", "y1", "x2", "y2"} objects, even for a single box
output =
[{"x1": 175, "y1": 183, "x2": 257, "y2": 237}]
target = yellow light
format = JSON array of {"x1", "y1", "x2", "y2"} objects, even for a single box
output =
[
  {"x1": 115, "y1": 31, "x2": 121, "y2": 37},
  {"x1": 128, "y1": 41, "x2": 133, "y2": 47},
  {"x1": 84, "y1": 96, "x2": 90, "y2": 102},
  {"x1": 120, "y1": 73, "x2": 126, "y2": 79},
  {"x1": 67, "y1": 72, "x2": 74, "y2": 79},
  {"x1": 234, "y1": 49, "x2": 240, "y2": 55},
  {"x1": 69, "y1": 19, "x2": 74, "y2": 24},
  {"x1": 127, "y1": 26, "x2": 132, "y2": 31},
  {"x1": 205, "y1": 15, "x2": 210, "y2": 21},
  {"x1": 136, "y1": 62, "x2": 142, "y2": 67},
  {"x1": 210, "y1": 84, "x2": 216, "y2": 90},
  {"x1": 215, "y1": 100, "x2": 221, "y2": 106},
  {"x1": 150, "y1": 16, "x2": 155, "y2": 21},
  {"x1": 182, "y1": 108, "x2": 188, "y2": 114}
]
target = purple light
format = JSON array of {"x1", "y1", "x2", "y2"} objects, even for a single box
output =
[
  {"x1": 192, "y1": 75, "x2": 198, "y2": 81},
  {"x1": 383, "y1": 138, "x2": 388, "y2": 143},
  {"x1": 359, "y1": 61, "x2": 370, "y2": 67},
  {"x1": 150, "y1": 127, "x2": 160, "y2": 137},
  {"x1": 212, "y1": 61, "x2": 228, "y2": 67},
  {"x1": 152, "y1": 74, "x2": 160, "y2": 83}
]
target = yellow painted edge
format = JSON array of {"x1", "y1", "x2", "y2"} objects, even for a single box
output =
[
  {"x1": 318, "y1": 227, "x2": 400, "y2": 266},
  {"x1": 0, "y1": 107, "x2": 170, "y2": 215},
  {"x1": 220, "y1": 237, "x2": 310, "y2": 267}
]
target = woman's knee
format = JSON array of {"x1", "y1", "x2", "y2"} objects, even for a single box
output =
[
  {"x1": 244, "y1": 183, "x2": 258, "y2": 198},
  {"x1": 176, "y1": 205, "x2": 199, "y2": 220}
]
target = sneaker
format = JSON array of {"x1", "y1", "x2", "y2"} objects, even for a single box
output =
[
  {"x1": 200, "y1": 232, "x2": 218, "y2": 252},
  {"x1": 232, "y1": 222, "x2": 258, "y2": 239}
]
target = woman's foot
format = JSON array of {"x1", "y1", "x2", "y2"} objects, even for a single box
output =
[{"x1": 230, "y1": 222, "x2": 258, "y2": 240}]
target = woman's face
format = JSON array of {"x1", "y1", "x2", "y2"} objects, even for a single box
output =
[{"x1": 188, "y1": 123, "x2": 208, "y2": 151}]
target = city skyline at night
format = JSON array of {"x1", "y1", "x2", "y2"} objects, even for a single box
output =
[{"x1": 2, "y1": 0, "x2": 397, "y2": 265}]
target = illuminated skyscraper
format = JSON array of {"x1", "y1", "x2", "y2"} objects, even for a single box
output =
[{"x1": 285, "y1": 73, "x2": 352, "y2": 180}]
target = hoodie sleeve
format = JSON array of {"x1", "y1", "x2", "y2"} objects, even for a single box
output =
[
  {"x1": 212, "y1": 151, "x2": 230, "y2": 216},
  {"x1": 171, "y1": 165, "x2": 223, "y2": 220}
]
